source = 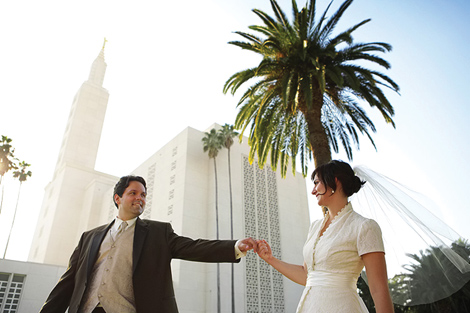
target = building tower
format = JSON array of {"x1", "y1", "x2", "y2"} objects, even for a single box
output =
[{"x1": 28, "y1": 41, "x2": 118, "y2": 265}]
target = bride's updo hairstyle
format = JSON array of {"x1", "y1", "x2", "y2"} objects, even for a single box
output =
[{"x1": 312, "y1": 160, "x2": 365, "y2": 197}]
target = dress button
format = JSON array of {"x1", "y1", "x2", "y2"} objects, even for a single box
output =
[{"x1": 98, "y1": 294, "x2": 102, "y2": 298}]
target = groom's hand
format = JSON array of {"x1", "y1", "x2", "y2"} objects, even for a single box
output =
[{"x1": 237, "y1": 237, "x2": 258, "y2": 253}]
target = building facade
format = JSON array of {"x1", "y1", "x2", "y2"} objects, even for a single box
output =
[
  {"x1": 24, "y1": 46, "x2": 311, "y2": 313},
  {"x1": 0, "y1": 259, "x2": 66, "y2": 313}
]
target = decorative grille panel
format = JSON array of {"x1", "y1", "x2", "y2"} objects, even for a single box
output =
[{"x1": 243, "y1": 156, "x2": 285, "y2": 313}]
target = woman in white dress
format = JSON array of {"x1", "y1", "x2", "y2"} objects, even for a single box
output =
[{"x1": 256, "y1": 160, "x2": 394, "y2": 313}]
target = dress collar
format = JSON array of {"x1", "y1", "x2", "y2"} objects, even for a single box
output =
[{"x1": 327, "y1": 202, "x2": 352, "y2": 222}]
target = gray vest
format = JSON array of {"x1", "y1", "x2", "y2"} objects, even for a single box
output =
[{"x1": 80, "y1": 224, "x2": 136, "y2": 313}]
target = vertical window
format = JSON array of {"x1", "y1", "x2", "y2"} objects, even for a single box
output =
[
  {"x1": 0, "y1": 273, "x2": 25, "y2": 313},
  {"x1": 143, "y1": 164, "x2": 156, "y2": 220}
]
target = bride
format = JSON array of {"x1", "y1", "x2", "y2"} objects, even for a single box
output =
[{"x1": 256, "y1": 160, "x2": 394, "y2": 313}]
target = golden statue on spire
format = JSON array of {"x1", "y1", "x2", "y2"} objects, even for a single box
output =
[{"x1": 102, "y1": 37, "x2": 108, "y2": 50}]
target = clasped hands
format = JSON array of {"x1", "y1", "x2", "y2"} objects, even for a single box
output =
[{"x1": 237, "y1": 238, "x2": 273, "y2": 261}]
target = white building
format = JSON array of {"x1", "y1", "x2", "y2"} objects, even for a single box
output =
[
  {"x1": 0, "y1": 259, "x2": 66, "y2": 313},
  {"x1": 15, "y1": 45, "x2": 311, "y2": 313},
  {"x1": 28, "y1": 44, "x2": 118, "y2": 266}
]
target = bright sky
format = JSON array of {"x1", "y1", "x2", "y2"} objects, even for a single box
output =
[{"x1": 1, "y1": 0, "x2": 469, "y2": 262}]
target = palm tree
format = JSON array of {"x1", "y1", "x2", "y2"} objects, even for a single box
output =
[
  {"x1": 201, "y1": 128, "x2": 224, "y2": 313},
  {"x1": 218, "y1": 124, "x2": 239, "y2": 313},
  {"x1": 223, "y1": 0, "x2": 399, "y2": 175},
  {"x1": 391, "y1": 240, "x2": 470, "y2": 312},
  {"x1": 0, "y1": 135, "x2": 18, "y2": 215},
  {"x1": 3, "y1": 161, "x2": 31, "y2": 259},
  {"x1": 0, "y1": 136, "x2": 16, "y2": 182}
]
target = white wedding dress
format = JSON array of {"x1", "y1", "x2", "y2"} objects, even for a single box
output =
[{"x1": 296, "y1": 203, "x2": 384, "y2": 313}]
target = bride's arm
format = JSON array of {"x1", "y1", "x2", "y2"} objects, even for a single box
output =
[
  {"x1": 256, "y1": 239, "x2": 308, "y2": 286},
  {"x1": 362, "y1": 252, "x2": 394, "y2": 313}
]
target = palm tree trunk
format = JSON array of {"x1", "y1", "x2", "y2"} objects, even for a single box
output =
[
  {"x1": 307, "y1": 108, "x2": 331, "y2": 217},
  {"x1": 3, "y1": 182, "x2": 21, "y2": 259},
  {"x1": 304, "y1": 93, "x2": 332, "y2": 167},
  {"x1": 308, "y1": 119, "x2": 331, "y2": 167},
  {"x1": 213, "y1": 158, "x2": 221, "y2": 313},
  {"x1": 227, "y1": 148, "x2": 235, "y2": 313},
  {"x1": 0, "y1": 183, "x2": 4, "y2": 216}
]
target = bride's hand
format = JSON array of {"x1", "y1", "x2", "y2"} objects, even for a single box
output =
[{"x1": 256, "y1": 240, "x2": 273, "y2": 262}]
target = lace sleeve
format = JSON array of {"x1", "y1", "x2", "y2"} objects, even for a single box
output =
[{"x1": 357, "y1": 219, "x2": 385, "y2": 256}]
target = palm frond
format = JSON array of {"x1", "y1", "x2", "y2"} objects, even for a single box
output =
[
  {"x1": 270, "y1": 0, "x2": 290, "y2": 28},
  {"x1": 223, "y1": 68, "x2": 257, "y2": 95},
  {"x1": 318, "y1": 0, "x2": 353, "y2": 43},
  {"x1": 226, "y1": 0, "x2": 398, "y2": 173},
  {"x1": 231, "y1": 31, "x2": 263, "y2": 45}
]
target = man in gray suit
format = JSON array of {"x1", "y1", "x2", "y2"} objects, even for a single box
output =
[{"x1": 40, "y1": 175, "x2": 257, "y2": 313}]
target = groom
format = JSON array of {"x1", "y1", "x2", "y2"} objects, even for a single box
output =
[{"x1": 40, "y1": 175, "x2": 257, "y2": 313}]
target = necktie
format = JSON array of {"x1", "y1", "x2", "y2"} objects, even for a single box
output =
[{"x1": 113, "y1": 221, "x2": 128, "y2": 241}]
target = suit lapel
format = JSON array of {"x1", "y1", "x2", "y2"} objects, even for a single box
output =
[
  {"x1": 87, "y1": 221, "x2": 114, "y2": 279},
  {"x1": 133, "y1": 218, "x2": 149, "y2": 273}
]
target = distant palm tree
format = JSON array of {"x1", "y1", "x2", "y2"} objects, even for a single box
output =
[
  {"x1": 0, "y1": 136, "x2": 16, "y2": 182},
  {"x1": 223, "y1": 0, "x2": 399, "y2": 175},
  {"x1": 0, "y1": 135, "x2": 18, "y2": 215},
  {"x1": 389, "y1": 240, "x2": 470, "y2": 312},
  {"x1": 201, "y1": 128, "x2": 224, "y2": 313},
  {"x1": 3, "y1": 161, "x2": 31, "y2": 259},
  {"x1": 219, "y1": 124, "x2": 239, "y2": 313}
]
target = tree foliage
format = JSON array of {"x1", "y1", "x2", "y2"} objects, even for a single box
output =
[
  {"x1": 202, "y1": 128, "x2": 224, "y2": 159},
  {"x1": 13, "y1": 161, "x2": 32, "y2": 183},
  {"x1": 224, "y1": 0, "x2": 399, "y2": 176},
  {"x1": 358, "y1": 239, "x2": 470, "y2": 312},
  {"x1": 0, "y1": 135, "x2": 17, "y2": 181}
]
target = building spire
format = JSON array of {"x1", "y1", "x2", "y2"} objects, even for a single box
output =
[
  {"x1": 88, "y1": 39, "x2": 108, "y2": 86},
  {"x1": 102, "y1": 37, "x2": 108, "y2": 51}
]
